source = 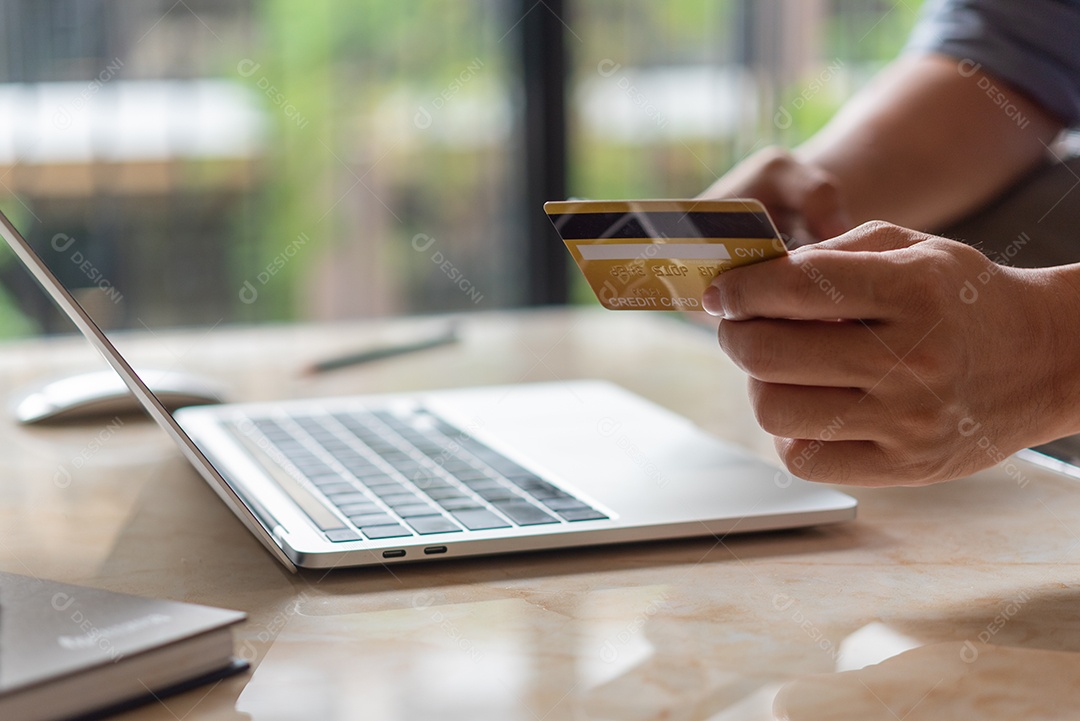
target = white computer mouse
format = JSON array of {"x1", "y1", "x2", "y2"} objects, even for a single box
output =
[{"x1": 13, "y1": 369, "x2": 227, "y2": 424}]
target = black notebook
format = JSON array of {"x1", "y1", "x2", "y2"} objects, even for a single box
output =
[{"x1": 0, "y1": 572, "x2": 246, "y2": 721}]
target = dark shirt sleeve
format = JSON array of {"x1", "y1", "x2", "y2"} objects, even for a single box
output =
[{"x1": 905, "y1": 0, "x2": 1080, "y2": 126}]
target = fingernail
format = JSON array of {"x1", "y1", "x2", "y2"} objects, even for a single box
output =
[{"x1": 702, "y1": 285, "x2": 725, "y2": 317}]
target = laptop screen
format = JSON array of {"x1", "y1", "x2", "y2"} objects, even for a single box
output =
[{"x1": 0, "y1": 203, "x2": 298, "y2": 570}]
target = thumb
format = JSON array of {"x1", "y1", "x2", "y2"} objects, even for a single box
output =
[
  {"x1": 806, "y1": 207, "x2": 853, "y2": 243},
  {"x1": 777, "y1": 162, "x2": 853, "y2": 242}
]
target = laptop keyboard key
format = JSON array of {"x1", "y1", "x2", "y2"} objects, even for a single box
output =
[
  {"x1": 492, "y1": 501, "x2": 559, "y2": 526},
  {"x1": 451, "y1": 508, "x2": 512, "y2": 531},
  {"x1": 364, "y1": 480, "x2": 403, "y2": 493},
  {"x1": 448, "y1": 469, "x2": 491, "y2": 482},
  {"x1": 317, "y1": 482, "x2": 358, "y2": 495},
  {"x1": 405, "y1": 515, "x2": 463, "y2": 535},
  {"x1": 558, "y1": 507, "x2": 609, "y2": 522},
  {"x1": 368, "y1": 484, "x2": 406, "y2": 497},
  {"x1": 473, "y1": 486, "x2": 519, "y2": 502},
  {"x1": 395, "y1": 503, "x2": 440, "y2": 518},
  {"x1": 542, "y1": 497, "x2": 591, "y2": 511},
  {"x1": 421, "y1": 486, "x2": 460, "y2": 499},
  {"x1": 361, "y1": 524, "x2": 413, "y2": 539},
  {"x1": 382, "y1": 494, "x2": 422, "y2": 508},
  {"x1": 507, "y1": 477, "x2": 565, "y2": 499},
  {"x1": 434, "y1": 497, "x2": 482, "y2": 511},
  {"x1": 321, "y1": 492, "x2": 369, "y2": 505},
  {"x1": 326, "y1": 492, "x2": 371, "y2": 506},
  {"x1": 349, "y1": 512, "x2": 397, "y2": 527},
  {"x1": 346, "y1": 465, "x2": 388, "y2": 479},
  {"x1": 324, "y1": 528, "x2": 361, "y2": 542},
  {"x1": 337, "y1": 502, "x2": 381, "y2": 516}
]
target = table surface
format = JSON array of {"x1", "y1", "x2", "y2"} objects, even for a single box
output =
[{"x1": 1, "y1": 308, "x2": 1078, "y2": 721}]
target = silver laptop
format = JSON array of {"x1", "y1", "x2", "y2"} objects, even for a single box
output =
[{"x1": 0, "y1": 209, "x2": 855, "y2": 571}]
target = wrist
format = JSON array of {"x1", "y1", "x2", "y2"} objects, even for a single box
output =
[{"x1": 1031, "y1": 263, "x2": 1080, "y2": 441}]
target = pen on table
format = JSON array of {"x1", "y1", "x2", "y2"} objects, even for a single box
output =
[{"x1": 301, "y1": 322, "x2": 460, "y2": 376}]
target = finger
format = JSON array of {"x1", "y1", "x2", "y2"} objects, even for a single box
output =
[
  {"x1": 774, "y1": 438, "x2": 938, "y2": 487},
  {"x1": 704, "y1": 222, "x2": 930, "y2": 321},
  {"x1": 747, "y1": 380, "x2": 882, "y2": 441},
  {"x1": 699, "y1": 146, "x2": 792, "y2": 201},
  {"x1": 705, "y1": 251, "x2": 885, "y2": 321},
  {"x1": 772, "y1": 211, "x2": 817, "y2": 249},
  {"x1": 719, "y1": 318, "x2": 891, "y2": 387}
]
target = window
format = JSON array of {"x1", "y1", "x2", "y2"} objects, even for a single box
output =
[{"x1": 0, "y1": 0, "x2": 923, "y2": 337}]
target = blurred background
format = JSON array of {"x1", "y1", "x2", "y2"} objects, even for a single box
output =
[{"x1": 0, "y1": 0, "x2": 923, "y2": 338}]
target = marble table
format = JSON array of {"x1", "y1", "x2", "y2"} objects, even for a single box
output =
[{"x1": 1, "y1": 308, "x2": 1076, "y2": 720}]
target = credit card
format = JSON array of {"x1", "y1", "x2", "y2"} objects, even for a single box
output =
[{"x1": 544, "y1": 199, "x2": 786, "y2": 311}]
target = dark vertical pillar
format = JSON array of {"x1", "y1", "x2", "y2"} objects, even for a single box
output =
[{"x1": 519, "y1": 0, "x2": 568, "y2": 305}]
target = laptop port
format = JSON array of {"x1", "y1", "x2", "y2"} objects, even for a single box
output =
[
  {"x1": 382, "y1": 549, "x2": 406, "y2": 558},
  {"x1": 423, "y1": 546, "x2": 448, "y2": 555}
]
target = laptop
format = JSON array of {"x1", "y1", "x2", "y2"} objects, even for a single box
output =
[{"x1": 0, "y1": 208, "x2": 855, "y2": 571}]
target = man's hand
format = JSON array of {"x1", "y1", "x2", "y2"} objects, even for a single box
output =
[
  {"x1": 702, "y1": 221, "x2": 1080, "y2": 486},
  {"x1": 700, "y1": 147, "x2": 853, "y2": 247}
]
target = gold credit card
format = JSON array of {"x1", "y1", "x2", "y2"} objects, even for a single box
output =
[{"x1": 544, "y1": 199, "x2": 786, "y2": 311}]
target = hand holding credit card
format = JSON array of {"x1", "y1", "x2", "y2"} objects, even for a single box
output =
[{"x1": 544, "y1": 199, "x2": 786, "y2": 311}]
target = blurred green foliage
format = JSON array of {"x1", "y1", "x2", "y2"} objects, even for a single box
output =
[
  {"x1": 0, "y1": 201, "x2": 42, "y2": 338},
  {"x1": 0, "y1": 0, "x2": 926, "y2": 332}
]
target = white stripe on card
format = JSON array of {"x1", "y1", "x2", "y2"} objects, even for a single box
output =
[{"x1": 578, "y1": 243, "x2": 733, "y2": 261}]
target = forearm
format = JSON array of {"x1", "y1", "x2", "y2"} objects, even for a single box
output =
[{"x1": 796, "y1": 53, "x2": 1064, "y2": 231}]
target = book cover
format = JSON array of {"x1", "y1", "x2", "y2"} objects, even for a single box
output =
[{"x1": 0, "y1": 572, "x2": 246, "y2": 721}]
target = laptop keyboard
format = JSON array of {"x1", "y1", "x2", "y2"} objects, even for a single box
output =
[{"x1": 231, "y1": 407, "x2": 608, "y2": 543}]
